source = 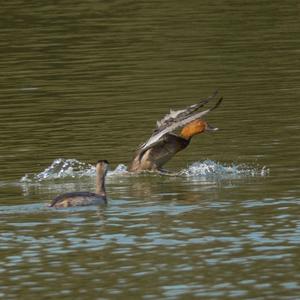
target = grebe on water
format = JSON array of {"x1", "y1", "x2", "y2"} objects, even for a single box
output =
[
  {"x1": 129, "y1": 91, "x2": 223, "y2": 172},
  {"x1": 50, "y1": 160, "x2": 109, "y2": 208}
]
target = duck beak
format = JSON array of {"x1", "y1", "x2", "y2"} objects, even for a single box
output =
[{"x1": 205, "y1": 122, "x2": 218, "y2": 132}]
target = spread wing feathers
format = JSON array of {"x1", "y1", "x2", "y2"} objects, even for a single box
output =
[
  {"x1": 156, "y1": 90, "x2": 219, "y2": 130},
  {"x1": 138, "y1": 92, "x2": 222, "y2": 154}
]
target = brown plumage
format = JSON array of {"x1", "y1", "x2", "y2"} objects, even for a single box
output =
[
  {"x1": 130, "y1": 133, "x2": 189, "y2": 172},
  {"x1": 50, "y1": 160, "x2": 109, "y2": 208},
  {"x1": 129, "y1": 92, "x2": 222, "y2": 172}
]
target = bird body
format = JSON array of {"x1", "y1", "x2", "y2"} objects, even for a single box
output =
[
  {"x1": 50, "y1": 160, "x2": 109, "y2": 208},
  {"x1": 129, "y1": 92, "x2": 222, "y2": 172}
]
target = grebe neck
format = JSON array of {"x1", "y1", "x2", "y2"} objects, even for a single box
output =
[{"x1": 96, "y1": 172, "x2": 106, "y2": 196}]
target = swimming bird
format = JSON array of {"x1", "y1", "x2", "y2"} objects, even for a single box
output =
[
  {"x1": 129, "y1": 91, "x2": 223, "y2": 172},
  {"x1": 50, "y1": 160, "x2": 109, "y2": 208}
]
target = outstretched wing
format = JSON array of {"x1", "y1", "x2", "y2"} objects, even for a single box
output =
[
  {"x1": 138, "y1": 91, "x2": 222, "y2": 154},
  {"x1": 155, "y1": 90, "x2": 219, "y2": 130}
]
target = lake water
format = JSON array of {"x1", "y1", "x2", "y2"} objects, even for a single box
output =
[{"x1": 0, "y1": 1, "x2": 300, "y2": 299}]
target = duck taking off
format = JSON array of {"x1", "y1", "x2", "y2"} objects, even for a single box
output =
[
  {"x1": 50, "y1": 160, "x2": 109, "y2": 208},
  {"x1": 129, "y1": 91, "x2": 223, "y2": 172}
]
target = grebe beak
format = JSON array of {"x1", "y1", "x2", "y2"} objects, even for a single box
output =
[{"x1": 205, "y1": 123, "x2": 219, "y2": 132}]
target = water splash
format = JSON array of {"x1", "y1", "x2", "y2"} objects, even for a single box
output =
[
  {"x1": 110, "y1": 164, "x2": 128, "y2": 175},
  {"x1": 180, "y1": 160, "x2": 269, "y2": 178},
  {"x1": 20, "y1": 159, "x2": 129, "y2": 183},
  {"x1": 20, "y1": 158, "x2": 268, "y2": 183},
  {"x1": 20, "y1": 158, "x2": 95, "y2": 183}
]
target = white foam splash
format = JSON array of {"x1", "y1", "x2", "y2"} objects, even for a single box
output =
[
  {"x1": 180, "y1": 160, "x2": 269, "y2": 178},
  {"x1": 20, "y1": 159, "x2": 128, "y2": 183},
  {"x1": 20, "y1": 158, "x2": 268, "y2": 183},
  {"x1": 20, "y1": 158, "x2": 95, "y2": 183},
  {"x1": 110, "y1": 164, "x2": 128, "y2": 175}
]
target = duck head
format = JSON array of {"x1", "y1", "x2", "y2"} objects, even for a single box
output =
[{"x1": 180, "y1": 119, "x2": 218, "y2": 140}]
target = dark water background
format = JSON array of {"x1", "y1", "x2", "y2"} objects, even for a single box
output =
[{"x1": 0, "y1": 1, "x2": 299, "y2": 299}]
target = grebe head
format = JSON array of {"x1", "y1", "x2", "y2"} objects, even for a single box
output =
[
  {"x1": 180, "y1": 119, "x2": 218, "y2": 140},
  {"x1": 96, "y1": 160, "x2": 109, "y2": 176}
]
